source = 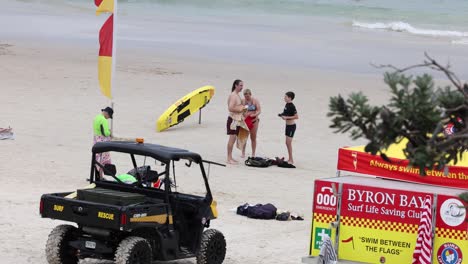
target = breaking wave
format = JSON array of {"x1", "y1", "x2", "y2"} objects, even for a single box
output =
[
  {"x1": 451, "y1": 38, "x2": 468, "y2": 45},
  {"x1": 352, "y1": 21, "x2": 468, "y2": 38}
]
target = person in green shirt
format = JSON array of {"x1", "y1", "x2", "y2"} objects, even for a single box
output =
[
  {"x1": 93, "y1": 107, "x2": 114, "y2": 178},
  {"x1": 94, "y1": 107, "x2": 113, "y2": 137}
]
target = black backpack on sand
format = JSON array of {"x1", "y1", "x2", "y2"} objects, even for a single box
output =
[{"x1": 245, "y1": 157, "x2": 274, "y2": 168}]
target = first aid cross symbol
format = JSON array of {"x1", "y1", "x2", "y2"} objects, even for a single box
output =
[
  {"x1": 318, "y1": 229, "x2": 328, "y2": 240},
  {"x1": 314, "y1": 228, "x2": 331, "y2": 250}
]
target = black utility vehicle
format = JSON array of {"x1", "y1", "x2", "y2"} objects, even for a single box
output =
[{"x1": 40, "y1": 140, "x2": 226, "y2": 264}]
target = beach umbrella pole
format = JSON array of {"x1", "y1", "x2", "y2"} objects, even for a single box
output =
[{"x1": 199, "y1": 109, "x2": 202, "y2": 124}]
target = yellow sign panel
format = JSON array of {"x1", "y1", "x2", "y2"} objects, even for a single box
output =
[
  {"x1": 309, "y1": 215, "x2": 337, "y2": 256},
  {"x1": 338, "y1": 224, "x2": 417, "y2": 263},
  {"x1": 432, "y1": 237, "x2": 466, "y2": 264}
]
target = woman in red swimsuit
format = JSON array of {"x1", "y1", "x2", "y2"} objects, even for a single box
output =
[{"x1": 242, "y1": 88, "x2": 261, "y2": 158}]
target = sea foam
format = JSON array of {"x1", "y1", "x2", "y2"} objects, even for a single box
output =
[
  {"x1": 452, "y1": 38, "x2": 468, "y2": 45},
  {"x1": 352, "y1": 21, "x2": 468, "y2": 38}
]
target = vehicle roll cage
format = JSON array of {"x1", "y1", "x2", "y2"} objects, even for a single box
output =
[{"x1": 90, "y1": 142, "x2": 225, "y2": 203}]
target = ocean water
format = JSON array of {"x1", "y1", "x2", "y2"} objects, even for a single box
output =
[
  {"x1": 43, "y1": 0, "x2": 468, "y2": 44},
  {"x1": 1, "y1": 0, "x2": 467, "y2": 75},
  {"x1": 140, "y1": 0, "x2": 468, "y2": 25},
  {"x1": 125, "y1": 0, "x2": 468, "y2": 41}
]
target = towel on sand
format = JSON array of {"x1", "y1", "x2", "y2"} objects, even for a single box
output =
[{"x1": 0, "y1": 127, "x2": 14, "y2": 140}]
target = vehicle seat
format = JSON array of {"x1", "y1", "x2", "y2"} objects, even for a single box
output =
[{"x1": 145, "y1": 170, "x2": 159, "y2": 182}]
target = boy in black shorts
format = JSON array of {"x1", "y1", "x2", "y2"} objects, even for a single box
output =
[{"x1": 278, "y1": 91, "x2": 298, "y2": 164}]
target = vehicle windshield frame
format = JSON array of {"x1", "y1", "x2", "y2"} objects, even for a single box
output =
[{"x1": 90, "y1": 151, "x2": 212, "y2": 202}]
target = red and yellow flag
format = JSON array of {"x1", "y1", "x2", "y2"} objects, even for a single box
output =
[
  {"x1": 95, "y1": 0, "x2": 114, "y2": 99},
  {"x1": 95, "y1": 0, "x2": 114, "y2": 15}
]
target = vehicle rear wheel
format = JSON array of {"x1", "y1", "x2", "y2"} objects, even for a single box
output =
[
  {"x1": 196, "y1": 229, "x2": 226, "y2": 264},
  {"x1": 115, "y1": 236, "x2": 152, "y2": 264},
  {"x1": 45, "y1": 224, "x2": 78, "y2": 264}
]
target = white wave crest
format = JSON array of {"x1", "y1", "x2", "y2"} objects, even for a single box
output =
[
  {"x1": 352, "y1": 21, "x2": 468, "y2": 38},
  {"x1": 451, "y1": 38, "x2": 468, "y2": 45}
]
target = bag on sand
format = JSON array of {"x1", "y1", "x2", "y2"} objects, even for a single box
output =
[
  {"x1": 275, "y1": 157, "x2": 296, "y2": 168},
  {"x1": 246, "y1": 203, "x2": 277, "y2": 219},
  {"x1": 236, "y1": 203, "x2": 251, "y2": 216},
  {"x1": 276, "y1": 211, "x2": 291, "y2": 221},
  {"x1": 245, "y1": 157, "x2": 274, "y2": 168}
]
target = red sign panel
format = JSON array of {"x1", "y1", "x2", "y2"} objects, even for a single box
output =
[
  {"x1": 313, "y1": 180, "x2": 339, "y2": 215},
  {"x1": 436, "y1": 195, "x2": 467, "y2": 232},
  {"x1": 340, "y1": 183, "x2": 430, "y2": 225}
]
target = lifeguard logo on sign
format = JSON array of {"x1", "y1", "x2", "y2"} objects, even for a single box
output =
[
  {"x1": 352, "y1": 152, "x2": 358, "y2": 170},
  {"x1": 437, "y1": 243, "x2": 463, "y2": 264},
  {"x1": 440, "y1": 198, "x2": 466, "y2": 227},
  {"x1": 314, "y1": 227, "x2": 331, "y2": 249}
]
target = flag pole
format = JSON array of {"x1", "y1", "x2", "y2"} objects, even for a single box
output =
[
  {"x1": 111, "y1": 101, "x2": 114, "y2": 137},
  {"x1": 110, "y1": 0, "x2": 117, "y2": 138}
]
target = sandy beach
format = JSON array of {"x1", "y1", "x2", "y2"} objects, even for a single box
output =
[
  {"x1": 0, "y1": 39, "x2": 381, "y2": 264},
  {"x1": 1, "y1": 0, "x2": 467, "y2": 263}
]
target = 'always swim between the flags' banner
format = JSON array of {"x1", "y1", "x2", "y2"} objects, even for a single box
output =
[{"x1": 95, "y1": 0, "x2": 114, "y2": 99}]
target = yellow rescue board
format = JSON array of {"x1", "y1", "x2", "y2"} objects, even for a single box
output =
[{"x1": 157, "y1": 85, "x2": 215, "y2": 132}]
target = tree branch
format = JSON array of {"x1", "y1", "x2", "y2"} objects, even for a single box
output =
[
  {"x1": 372, "y1": 53, "x2": 468, "y2": 99},
  {"x1": 446, "y1": 103, "x2": 468, "y2": 113},
  {"x1": 371, "y1": 62, "x2": 432, "y2": 73},
  {"x1": 423, "y1": 52, "x2": 465, "y2": 94},
  {"x1": 434, "y1": 128, "x2": 468, "y2": 149}
]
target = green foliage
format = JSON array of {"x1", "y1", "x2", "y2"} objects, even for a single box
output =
[
  {"x1": 460, "y1": 192, "x2": 468, "y2": 220},
  {"x1": 328, "y1": 71, "x2": 467, "y2": 173},
  {"x1": 328, "y1": 92, "x2": 380, "y2": 141},
  {"x1": 459, "y1": 192, "x2": 468, "y2": 203},
  {"x1": 330, "y1": 57, "x2": 468, "y2": 219},
  {"x1": 437, "y1": 86, "x2": 465, "y2": 111}
]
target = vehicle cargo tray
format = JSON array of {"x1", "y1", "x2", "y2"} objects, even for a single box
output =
[{"x1": 77, "y1": 188, "x2": 146, "y2": 206}]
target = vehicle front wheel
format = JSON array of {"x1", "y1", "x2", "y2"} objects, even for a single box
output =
[
  {"x1": 115, "y1": 236, "x2": 152, "y2": 264},
  {"x1": 45, "y1": 224, "x2": 78, "y2": 264},
  {"x1": 197, "y1": 229, "x2": 226, "y2": 264}
]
